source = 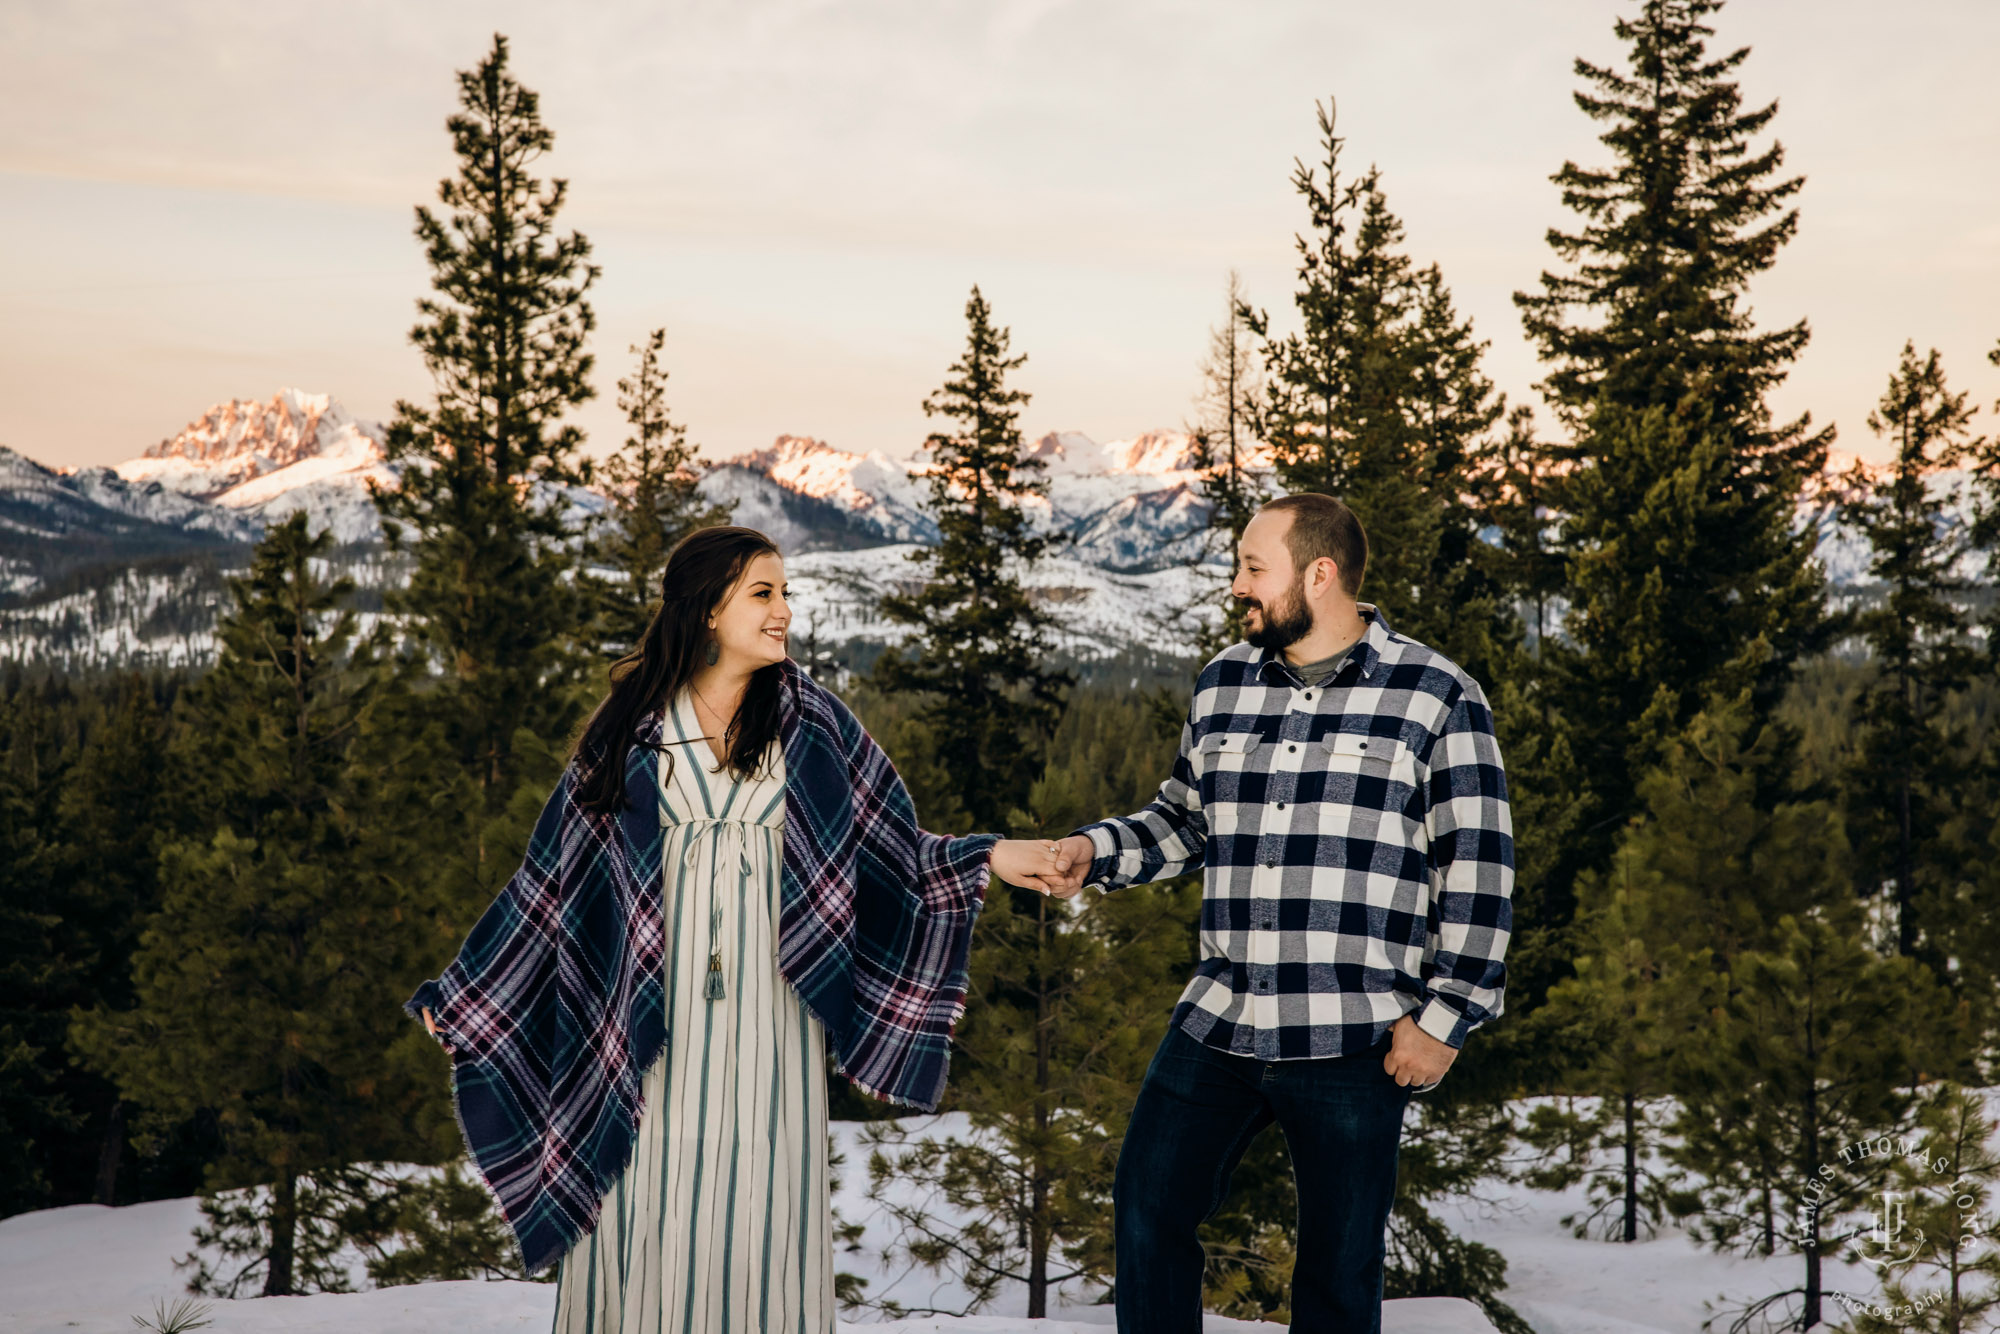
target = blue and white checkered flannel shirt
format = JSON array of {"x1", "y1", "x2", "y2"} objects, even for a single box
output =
[{"x1": 1073, "y1": 603, "x2": 1514, "y2": 1077}]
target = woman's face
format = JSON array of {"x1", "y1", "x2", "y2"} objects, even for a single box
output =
[{"x1": 707, "y1": 552, "x2": 791, "y2": 671}]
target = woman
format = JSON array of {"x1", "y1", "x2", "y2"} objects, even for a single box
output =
[{"x1": 406, "y1": 525, "x2": 1068, "y2": 1333}]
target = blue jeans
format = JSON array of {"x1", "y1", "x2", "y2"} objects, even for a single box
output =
[{"x1": 1113, "y1": 1022, "x2": 1411, "y2": 1334}]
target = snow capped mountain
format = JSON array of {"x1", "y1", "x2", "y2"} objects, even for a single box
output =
[
  {"x1": 4, "y1": 444, "x2": 260, "y2": 545},
  {"x1": 4, "y1": 387, "x2": 1985, "y2": 674},
  {"x1": 0, "y1": 444, "x2": 256, "y2": 606},
  {"x1": 106, "y1": 389, "x2": 398, "y2": 545},
  {"x1": 699, "y1": 428, "x2": 1229, "y2": 570},
  {"x1": 120, "y1": 389, "x2": 365, "y2": 493},
  {"x1": 697, "y1": 435, "x2": 937, "y2": 549}
]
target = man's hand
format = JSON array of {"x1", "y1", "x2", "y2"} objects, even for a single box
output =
[
  {"x1": 1384, "y1": 1011, "x2": 1457, "y2": 1089},
  {"x1": 1043, "y1": 835, "x2": 1095, "y2": 899}
]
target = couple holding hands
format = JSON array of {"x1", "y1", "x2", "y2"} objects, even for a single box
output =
[{"x1": 408, "y1": 492, "x2": 1514, "y2": 1334}]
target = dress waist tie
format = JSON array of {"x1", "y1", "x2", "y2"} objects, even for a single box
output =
[{"x1": 677, "y1": 817, "x2": 758, "y2": 1002}]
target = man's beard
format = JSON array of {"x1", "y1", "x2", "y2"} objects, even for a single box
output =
[{"x1": 1241, "y1": 578, "x2": 1313, "y2": 651}]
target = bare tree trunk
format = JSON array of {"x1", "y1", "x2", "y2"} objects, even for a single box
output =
[
  {"x1": 1028, "y1": 895, "x2": 1052, "y2": 1318},
  {"x1": 1621, "y1": 1091, "x2": 1638, "y2": 1242},
  {"x1": 94, "y1": 1098, "x2": 125, "y2": 1206},
  {"x1": 263, "y1": 1171, "x2": 298, "y2": 1297}
]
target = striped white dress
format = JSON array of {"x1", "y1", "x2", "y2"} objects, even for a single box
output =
[{"x1": 550, "y1": 688, "x2": 836, "y2": 1334}]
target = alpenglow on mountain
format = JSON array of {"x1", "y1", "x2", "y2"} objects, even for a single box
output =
[
  {"x1": 0, "y1": 389, "x2": 1231, "y2": 672},
  {"x1": 0, "y1": 387, "x2": 1939, "y2": 674}
]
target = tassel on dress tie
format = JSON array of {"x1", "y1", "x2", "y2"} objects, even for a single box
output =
[{"x1": 679, "y1": 819, "x2": 757, "y2": 1004}]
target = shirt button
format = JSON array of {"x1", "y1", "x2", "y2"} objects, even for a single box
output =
[
  {"x1": 1304, "y1": 692, "x2": 1313, "y2": 701},
  {"x1": 1287, "y1": 744, "x2": 1297, "y2": 753},
  {"x1": 1276, "y1": 801, "x2": 1285, "y2": 810}
]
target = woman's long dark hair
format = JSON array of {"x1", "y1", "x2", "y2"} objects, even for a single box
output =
[{"x1": 571, "y1": 525, "x2": 786, "y2": 814}]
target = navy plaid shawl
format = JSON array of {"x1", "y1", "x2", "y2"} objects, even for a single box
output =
[{"x1": 404, "y1": 660, "x2": 997, "y2": 1276}]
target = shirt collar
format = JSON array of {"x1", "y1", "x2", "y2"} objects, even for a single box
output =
[{"x1": 1255, "y1": 602, "x2": 1393, "y2": 689}]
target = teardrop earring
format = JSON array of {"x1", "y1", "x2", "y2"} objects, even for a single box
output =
[{"x1": 704, "y1": 637, "x2": 720, "y2": 666}]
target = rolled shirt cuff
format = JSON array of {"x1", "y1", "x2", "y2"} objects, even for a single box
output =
[
  {"x1": 1414, "y1": 993, "x2": 1474, "y2": 1050},
  {"x1": 1070, "y1": 824, "x2": 1121, "y2": 890}
]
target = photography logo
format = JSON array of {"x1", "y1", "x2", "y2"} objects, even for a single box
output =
[{"x1": 1791, "y1": 1131, "x2": 1994, "y2": 1326}]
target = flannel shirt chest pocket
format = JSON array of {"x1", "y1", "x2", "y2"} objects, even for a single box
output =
[
  {"x1": 1315, "y1": 732, "x2": 1424, "y2": 837},
  {"x1": 1195, "y1": 728, "x2": 1267, "y2": 820}
]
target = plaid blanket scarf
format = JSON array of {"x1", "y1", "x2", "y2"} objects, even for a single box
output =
[{"x1": 404, "y1": 658, "x2": 997, "y2": 1276}]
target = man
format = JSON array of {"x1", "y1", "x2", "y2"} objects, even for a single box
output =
[{"x1": 1046, "y1": 493, "x2": 1513, "y2": 1333}]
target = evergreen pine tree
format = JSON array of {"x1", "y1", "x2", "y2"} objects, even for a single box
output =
[
  {"x1": 860, "y1": 285, "x2": 1081, "y2": 1318},
  {"x1": 1244, "y1": 98, "x2": 1515, "y2": 678},
  {"x1": 1526, "y1": 691, "x2": 1844, "y2": 1246},
  {"x1": 52, "y1": 677, "x2": 174, "y2": 1206},
  {"x1": 69, "y1": 514, "x2": 435, "y2": 1297},
  {"x1": 0, "y1": 739, "x2": 67, "y2": 1217},
  {"x1": 0, "y1": 675, "x2": 209, "y2": 1216},
  {"x1": 1403, "y1": 262, "x2": 1515, "y2": 686},
  {"x1": 581, "y1": 327, "x2": 734, "y2": 657},
  {"x1": 368, "y1": 31, "x2": 600, "y2": 826},
  {"x1": 1526, "y1": 863, "x2": 1701, "y2": 1246},
  {"x1": 857, "y1": 688, "x2": 1197, "y2": 1318},
  {"x1": 1847, "y1": 1083, "x2": 2000, "y2": 1334},
  {"x1": 1839, "y1": 343, "x2": 1983, "y2": 965},
  {"x1": 1245, "y1": 102, "x2": 1433, "y2": 619},
  {"x1": 873, "y1": 284, "x2": 1069, "y2": 833},
  {"x1": 1666, "y1": 906, "x2": 1953, "y2": 1332},
  {"x1": 1512, "y1": 0, "x2": 1834, "y2": 937},
  {"x1": 1182, "y1": 269, "x2": 1268, "y2": 656}
]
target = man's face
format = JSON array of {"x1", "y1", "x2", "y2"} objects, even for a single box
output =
[{"x1": 1232, "y1": 511, "x2": 1314, "y2": 651}]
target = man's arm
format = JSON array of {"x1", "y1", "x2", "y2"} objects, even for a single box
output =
[
  {"x1": 1411, "y1": 678, "x2": 1514, "y2": 1049},
  {"x1": 1058, "y1": 708, "x2": 1207, "y2": 894}
]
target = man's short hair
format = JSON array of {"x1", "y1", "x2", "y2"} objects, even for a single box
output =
[{"x1": 1261, "y1": 493, "x2": 1367, "y2": 597}]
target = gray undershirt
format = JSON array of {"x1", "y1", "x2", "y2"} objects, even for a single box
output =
[{"x1": 1287, "y1": 641, "x2": 1357, "y2": 686}]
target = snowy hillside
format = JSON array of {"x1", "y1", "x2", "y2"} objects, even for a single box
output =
[
  {"x1": 785, "y1": 544, "x2": 1217, "y2": 659},
  {"x1": 8, "y1": 1091, "x2": 1975, "y2": 1334},
  {"x1": 0, "y1": 1113, "x2": 1503, "y2": 1332}
]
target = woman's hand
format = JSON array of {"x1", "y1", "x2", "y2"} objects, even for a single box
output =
[
  {"x1": 988, "y1": 838, "x2": 1079, "y2": 895},
  {"x1": 422, "y1": 1006, "x2": 437, "y2": 1037}
]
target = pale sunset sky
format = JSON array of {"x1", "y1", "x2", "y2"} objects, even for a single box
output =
[{"x1": 2, "y1": 0, "x2": 1996, "y2": 472}]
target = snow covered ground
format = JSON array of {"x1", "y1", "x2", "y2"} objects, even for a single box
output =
[{"x1": 5, "y1": 1099, "x2": 1984, "y2": 1334}]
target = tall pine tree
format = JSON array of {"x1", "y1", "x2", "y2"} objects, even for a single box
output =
[
  {"x1": 1839, "y1": 343, "x2": 1983, "y2": 966},
  {"x1": 581, "y1": 327, "x2": 734, "y2": 656},
  {"x1": 1244, "y1": 97, "x2": 1515, "y2": 681},
  {"x1": 369, "y1": 31, "x2": 599, "y2": 825},
  {"x1": 857, "y1": 684, "x2": 1198, "y2": 1319},
  {"x1": 70, "y1": 514, "x2": 435, "y2": 1296},
  {"x1": 1666, "y1": 908, "x2": 1952, "y2": 1332},
  {"x1": 1182, "y1": 269, "x2": 1269, "y2": 656},
  {"x1": 861, "y1": 286, "x2": 1083, "y2": 1319},
  {"x1": 874, "y1": 284, "x2": 1068, "y2": 832},
  {"x1": 1511, "y1": 0, "x2": 1833, "y2": 962}
]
